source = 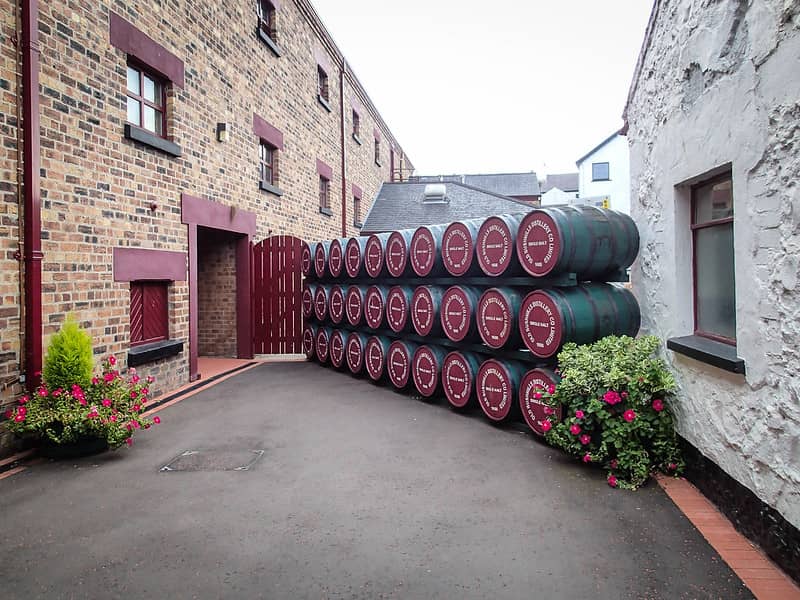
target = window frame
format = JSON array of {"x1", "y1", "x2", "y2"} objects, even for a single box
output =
[
  {"x1": 591, "y1": 162, "x2": 610, "y2": 181},
  {"x1": 259, "y1": 140, "x2": 277, "y2": 187},
  {"x1": 258, "y1": 0, "x2": 276, "y2": 39},
  {"x1": 353, "y1": 195, "x2": 362, "y2": 227},
  {"x1": 352, "y1": 109, "x2": 361, "y2": 142},
  {"x1": 374, "y1": 137, "x2": 381, "y2": 166},
  {"x1": 126, "y1": 62, "x2": 167, "y2": 139},
  {"x1": 691, "y1": 172, "x2": 736, "y2": 345},
  {"x1": 319, "y1": 175, "x2": 331, "y2": 211},
  {"x1": 317, "y1": 65, "x2": 331, "y2": 110},
  {"x1": 130, "y1": 280, "x2": 169, "y2": 347}
]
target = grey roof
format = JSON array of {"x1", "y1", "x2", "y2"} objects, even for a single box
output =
[
  {"x1": 409, "y1": 172, "x2": 540, "y2": 197},
  {"x1": 576, "y1": 131, "x2": 622, "y2": 165},
  {"x1": 541, "y1": 173, "x2": 579, "y2": 193},
  {"x1": 360, "y1": 182, "x2": 533, "y2": 234}
]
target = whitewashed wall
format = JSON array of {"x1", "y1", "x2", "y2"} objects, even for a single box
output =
[
  {"x1": 578, "y1": 135, "x2": 630, "y2": 214},
  {"x1": 626, "y1": 0, "x2": 800, "y2": 528}
]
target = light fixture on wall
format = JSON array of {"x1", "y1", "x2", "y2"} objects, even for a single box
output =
[{"x1": 216, "y1": 122, "x2": 229, "y2": 143}]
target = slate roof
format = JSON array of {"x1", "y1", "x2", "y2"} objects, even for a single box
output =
[
  {"x1": 541, "y1": 173, "x2": 579, "y2": 193},
  {"x1": 360, "y1": 182, "x2": 533, "y2": 234},
  {"x1": 575, "y1": 131, "x2": 621, "y2": 165},
  {"x1": 409, "y1": 172, "x2": 540, "y2": 197}
]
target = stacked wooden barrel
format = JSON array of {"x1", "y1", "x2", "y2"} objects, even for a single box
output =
[{"x1": 302, "y1": 205, "x2": 640, "y2": 436}]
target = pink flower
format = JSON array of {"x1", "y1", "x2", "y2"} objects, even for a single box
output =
[
  {"x1": 14, "y1": 412, "x2": 26, "y2": 423},
  {"x1": 583, "y1": 453, "x2": 592, "y2": 463},
  {"x1": 623, "y1": 409, "x2": 636, "y2": 422},
  {"x1": 132, "y1": 420, "x2": 140, "y2": 429},
  {"x1": 543, "y1": 406, "x2": 554, "y2": 415},
  {"x1": 579, "y1": 434, "x2": 591, "y2": 445},
  {"x1": 108, "y1": 355, "x2": 117, "y2": 366},
  {"x1": 129, "y1": 368, "x2": 136, "y2": 375},
  {"x1": 131, "y1": 375, "x2": 140, "y2": 384},
  {"x1": 18, "y1": 406, "x2": 26, "y2": 416},
  {"x1": 133, "y1": 404, "x2": 141, "y2": 412},
  {"x1": 603, "y1": 390, "x2": 622, "y2": 405},
  {"x1": 19, "y1": 395, "x2": 29, "y2": 405},
  {"x1": 575, "y1": 410, "x2": 585, "y2": 419},
  {"x1": 569, "y1": 424, "x2": 581, "y2": 435},
  {"x1": 607, "y1": 475, "x2": 618, "y2": 487},
  {"x1": 91, "y1": 377, "x2": 99, "y2": 385},
  {"x1": 126, "y1": 423, "x2": 132, "y2": 432},
  {"x1": 102, "y1": 398, "x2": 112, "y2": 407},
  {"x1": 621, "y1": 391, "x2": 629, "y2": 398},
  {"x1": 78, "y1": 398, "x2": 87, "y2": 406},
  {"x1": 533, "y1": 392, "x2": 542, "y2": 400},
  {"x1": 104, "y1": 372, "x2": 114, "y2": 383},
  {"x1": 609, "y1": 459, "x2": 618, "y2": 469},
  {"x1": 153, "y1": 416, "x2": 161, "y2": 424},
  {"x1": 37, "y1": 386, "x2": 48, "y2": 397},
  {"x1": 668, "y1": 463, "x2": 677, "y2": 471},
  {"x1": 130, "y1": 390, "x2": 138, "y2": 399},
  {"x1": 547, "y1": 385, "x2": 556, "y2": 394},
  {"x1": 540, "y1": 420, "x2": 552, "y2": 433},
  {"x1": 652, "y1": 399, "x2": 664, "y2": 412},
  {"x1": 146, "y1": 375, "x2": 155, "y2": 384},
  {"x1": 125, "y1": 437, "x2": 133, "y2": 446},
  {"x1": 141, "y1": 387, "x2": 149, "y2": 396},
  {"x1": 3, "y1": 409, "x2": 12, "y2": 419},
  {"x1": 110, "y1": 414, "x2": 117, "y2": 422}
]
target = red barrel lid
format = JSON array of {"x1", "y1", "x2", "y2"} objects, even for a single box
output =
[
  {"x1": 328, "y1": 239, "x2": 343, "y2": 277},
  {"x1": 477, "y1": 289, "x2": 513, "y2": 349},
  {"x1": 441, "y1": 286, "x2": 474, "y2": 342},
  {"x1": 329, "y1": 286, "x2": 344, "y2": 324},
  {"x1": 329, "y1": 330, "x2": 345, "y2": 368},
  {"x1": 364, "y1": 235, "x2": 384, "y2": 278},
  {"x1": 412, "y1": 346, "x2": 440, "y2": 398},
  {"x1": 364, "y1": 286, "x2": 385, "y2": 329},
  {"x1": 346, "y1": 333, "x2": 364, "y2": 373},
  {"x1": 476, "y1": 359, "x2": 515, "y2": 421},
  {"x1": 314, "y1": 286, "x2": 328, "y2": 321},
  {"x1": 385, "y1": 232, "x2": 408, "y2": 277},
  {"x1": 476, "y1": 216, "x2": 514, "y2": 276},
  {"x1": 365, "y1": 337, "x2": 386, "y2": 381},
  {"x1": 517, "y1": 211, "x2": 561, "y2": 277},
  {"x1": 345, "y1": 286, "x2": 363, "y2": 326},
  {"x1": 386, "y1": 287, "x2": 409, "y2": 332},
  {"x1": 345, "y1": 238, "x2": 363, "y2": 278},
  {"x1": 442, "y1": 222, "x2": 474, "y2": 276},
  {"x1": 315, "y1": 329, "x2": 329, "y2": 362},
  {"x1": 302, "y1": 325, "x2": 315, "y2": 359},
  {"x1": 519, "y1": 369, "x2": 562, "y2": 436},
  {"x1": 411, "y1": 286, "x2": 436, "y2": 336},
  {"x1": 301, "y1": 241, "x2": 312, "y2": 277},
  {"x1": 302, "y1": 284, "x2": 314, "y2": 319},
  {"x1": 410, "y1": 227, "x2": 436, "y2": 277},
  {"x1": 314, "y1": 242, "x2": 327, "y2": 278},
  {"x1": 387, "y1": 341, "x2": 412, "y2": 388},
  {"x1": 442, "y1": 351, "x2": 474, "y2": 408},
  {"x1": 519, "y1": 290, "x2": 563, "y2": 358}
]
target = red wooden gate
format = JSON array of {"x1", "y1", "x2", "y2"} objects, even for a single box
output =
[{"x1": 252, "y1": 235, "x2": 304, "y2": 354}]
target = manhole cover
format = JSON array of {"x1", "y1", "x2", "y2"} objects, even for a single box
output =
[{"x1": 160, "y1": 449, "x2": 264, "y2": 472}]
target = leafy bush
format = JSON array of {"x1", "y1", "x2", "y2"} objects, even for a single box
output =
[
  {"x1": 43, "y1": 316, "x2": 93, "y2": 392},
  {"x1": 540, "y1": 335, "x2": 683, "y2": 489}
]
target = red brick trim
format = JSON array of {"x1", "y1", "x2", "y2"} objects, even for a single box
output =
[
  {"x1": 113, "y1": 247, "x2": 187, "y2": 281},
  {"x1": 252, "y1": 113, "x2": 284, "y2": 149},
  {"x1": 313, "y1": 46, "x2": 333, "y2": 74},
  {"x1": 270, "y1": 0, "x2": 282, "y2": 10},
  {"x1": 351, "y1": 183, "x2": 363, "y2": 199},
  {"x1": 109, "y1": 13, "x2": 185, "y2": 88},
  {"x1": 316, "y1": 159, "x2": 333, "y2": 180},
  {"x1": 373, "y1": 128, "x2": 381, "y2": 140},
  {"x1": 180, "y1": 193, "x2": 256, "y2": 235}
]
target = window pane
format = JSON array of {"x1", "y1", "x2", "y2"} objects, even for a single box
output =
[
  {"x1": 127, "y1": 66, "x2": 140, "y2": 95},
  {"x1": 592, "y1": 162, "x2": 609, "y2": 181},
  {"x1": 127, "y1": 97, "x2": 141, "y2": 125},
  {"x1": 695, "y1": 223, "x2": 736, "y2": 339},
  {"x1": 694, "y1": 179, "x2": 733, "y2": 223},
  {"x1": 143, "y1": 106, "x2": 163, "y2": 134},
  {"x1": 143, "y1": 75, "x2": 162, "y2": 105}
]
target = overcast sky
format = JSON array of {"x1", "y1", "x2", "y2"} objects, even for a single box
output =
[{"x1": 310, "y1": 0, "x2": 653, "y2": 177}]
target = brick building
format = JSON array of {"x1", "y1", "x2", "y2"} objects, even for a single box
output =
[{"x1": 0, "y1": 0, "x2": 413, "y2": 443}]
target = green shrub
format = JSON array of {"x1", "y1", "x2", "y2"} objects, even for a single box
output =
[
  {"x1": 540, "y1": 335, "x2": 684, "y2": 489},
  {"x1": 42, "y1": 316, "x2": 94, "y2": 391}
]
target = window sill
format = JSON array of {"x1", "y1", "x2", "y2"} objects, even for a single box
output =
[
  {"x1": 259, "y1": 181, "x2": 283, "y2": 197},
  {"x1": 128, "y1": 339, "x2": 184, "y2": 367},
  {"x1": 257, "y1": 27, "x2": 282, "y2": 57},
  {"x1": 124, "y1": 124, "x2": 182, "y2": 157},
  {"x1": 352, "y1": 133, "x2": 362, "y2": 145},
  {"x1": 375, "y1": 159, "x2": 382, "y2": 167},
  {"x1": 592, "y1": 178, "x2": 610, "y2": 182},
  {"x1": 319, "y1": 206, "x2": 333, "y2": 217},
  {"x1": 667, "y1": 335, "x2": 745, "y2": 374},
  {"x1": 317, "y1": 95, "x2": 332, "y2": 112},
  {"x1": 353, "y1": 221, "x2": 363, "y2": 229}
]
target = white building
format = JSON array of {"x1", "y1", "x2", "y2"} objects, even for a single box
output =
[
  {"x1": 625, "y1": 0, "x2": 799, "y2": 578},
  {"x1": 576, "y1": 132, "x2": 630, "y2": 214},
  {"x1": 540, "y1": 173, "x2": 579, "y2": 206}
]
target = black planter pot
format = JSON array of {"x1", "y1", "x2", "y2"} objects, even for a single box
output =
[{"x1": 39, "y1": 436, "x2": 109, "y2": 459}]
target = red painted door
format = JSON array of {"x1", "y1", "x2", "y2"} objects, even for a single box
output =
[{"x1": 252, "y1": 235, "x2": 304, "y2": 354}]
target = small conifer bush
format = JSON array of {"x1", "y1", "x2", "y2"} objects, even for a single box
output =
[{"x1": 42, "y1": 316, "x2": 94, "y2": 392}]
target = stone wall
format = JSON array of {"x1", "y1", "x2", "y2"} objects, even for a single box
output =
[{"x1": 626, "y1": 0, "x2": 800, "y2": 529}]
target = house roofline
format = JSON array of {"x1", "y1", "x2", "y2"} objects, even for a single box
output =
[{"x1": 575, "y1": 130, "x2": 624, "y2": 166}]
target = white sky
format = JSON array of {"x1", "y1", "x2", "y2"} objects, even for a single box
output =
[{"x1": 310, "y1": 0, "x2": 653, "y2": 178}]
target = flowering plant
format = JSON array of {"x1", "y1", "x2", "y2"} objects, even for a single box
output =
[
  {"x1": 5, "y1": 356, "x2": 159, "y2": 449},
  {"x1": 539, "y1": 335, "x2": 683, "y2": 489}
]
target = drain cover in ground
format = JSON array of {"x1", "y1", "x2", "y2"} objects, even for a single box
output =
[{"x1": 160, "y1": 449, "x2": 264, "y2": 472}]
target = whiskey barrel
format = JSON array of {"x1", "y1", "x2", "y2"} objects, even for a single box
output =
[
  {"x1": 302, "y1": 323, "x2": 317, "y2": 359},
  {"x1": 385, "y1": 285, "x2": 414, "y2": 333},
  {"x1": 518, "y1": 283, "x2": 640, "y2": 358},
  {"x1": 364, "y1": 285, "x2": 390, "y2": 330},
  {"x1": 412, "y1": 344, "x2": 448, "y2": 398},
  {"x1": 314, "y1": 241, "x2": 331, "y2": 279},
  {"x1": 328, "y1": 237, "x2": 346, "y2": 278},
  {"x1": 315, "y1": 326, "x2": 330, "y2": 363},
  {"x1": 441, "y1": 350, "x2": 483, "y2": 409},
  {"x1": 329, "y1": 285, "x2": 345, "y2": 325},
  {"x1": 329, "y1": 329, "x2": 346, "y2": 369},
  {"x1": 442, "y1": 218, "x2": 483, "y2": 277},
  {"x1": 301, "y1": 241, "x2": 313, "y2": 279},
  {"x1": 477, "y1": 287, "x2": 523, "y2": 349},
  {"x1": 385, "y1": 229, "x2": 415, "y2": 278},
  {"x1": 410, "y1": 285, "x2": 445, "y2": 337},
  {"x1": 387, "y1": 340, "x2": 419, "y2": 389},
  {"x1": 364, "y1": 232, "x2": 392, "y2": 278},
  {"x1": 476, "y1": 358, "x2": 526, "y2": 422},
  {"x1": 302, "y1": 282, "x2": 314, "y2": 319},
  {"x1": 440, "y1": 285, "x2": 482, "y2": 342},
  {"x1": 345, "y1": 285, "x2": 366, "y2": 327},
  {"x1": 365, "y1": 335, "x2": 392, "y2": 381},
  {"x1": 313, "y1": 284, "x2": 329, "y2": 322},
  {"x1": 345, "y1": 236, "x2": 369, "y2": 279},
  {"x1": 410, "y1": 224, "x2": 447, "y2": 277},
  {"x1": 516, "y1": 205, "x2": 639, "y2": 279},
  {"x1": 476, "y1": 214, "x2": 524, "y2": 277},
  {"x1": 519, "y1": 367, "x2": 563, "y2": 436},
  {"x1": 345, "y1": 331, "x2": 369, "y2": 374}
]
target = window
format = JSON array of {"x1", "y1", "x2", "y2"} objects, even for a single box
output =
[
  {"x1": 317, "y1": 66, "x2": 330, "y2": 109},
  {"x1": 130, "y1": 281, "x2": 169, "y2": 346},
  {"x1": 319, "y1": 176, "x2": 330, "y2": 211},
  {"x1": 374, "y1": 137, "x2": 381, "y2": 166},
  {"x1": 260, "y1": 140, "x2": 277, "y2": 186},
  {"x1": 592, "y1": 162, "x2": 610, "y2": 181},
  {"x1": 126, "y1": 64, "x2": 165, "y2": 137},
  {"x1": 258, "y1": 0, "x2": 276, "y2": 39},
  {"x1": 353, "y1": 195, "x2": 362, "y2": 227},
  {"x1": 692, "y1": 175, "x2": 735, "y2": 342},
  {"x1": 352, "y1": 110, "x2": 360, "y2": 140}
]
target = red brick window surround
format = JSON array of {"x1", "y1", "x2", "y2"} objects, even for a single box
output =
[
  {"x1": 317, "y1": 158, "x2": 333, "y2": 215},
  {"x1": 317, "y1": 65, "x2": 331, "y2": 110},
  {"x1": 352, "y1": 183, "x2": 363, "y2": 227},
  {"x1": 126, "y1": 64, "x2": 166, "y2": 137},
  {"x1": 130, "y1": 281, "x2": 169, "y2": 346}
]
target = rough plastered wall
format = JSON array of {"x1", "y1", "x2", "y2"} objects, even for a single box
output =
[{"x1": 626, "y1": 0, "x2": 800, "y2": 528}]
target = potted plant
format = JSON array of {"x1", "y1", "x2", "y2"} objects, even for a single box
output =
[{"x1": 5, "y1": 317, "x2": 159, "y2": 457}]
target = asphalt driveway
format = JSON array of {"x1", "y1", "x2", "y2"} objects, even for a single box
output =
[{"x1": 0, "y1": 362, "x2": 752, "y2": 599}]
